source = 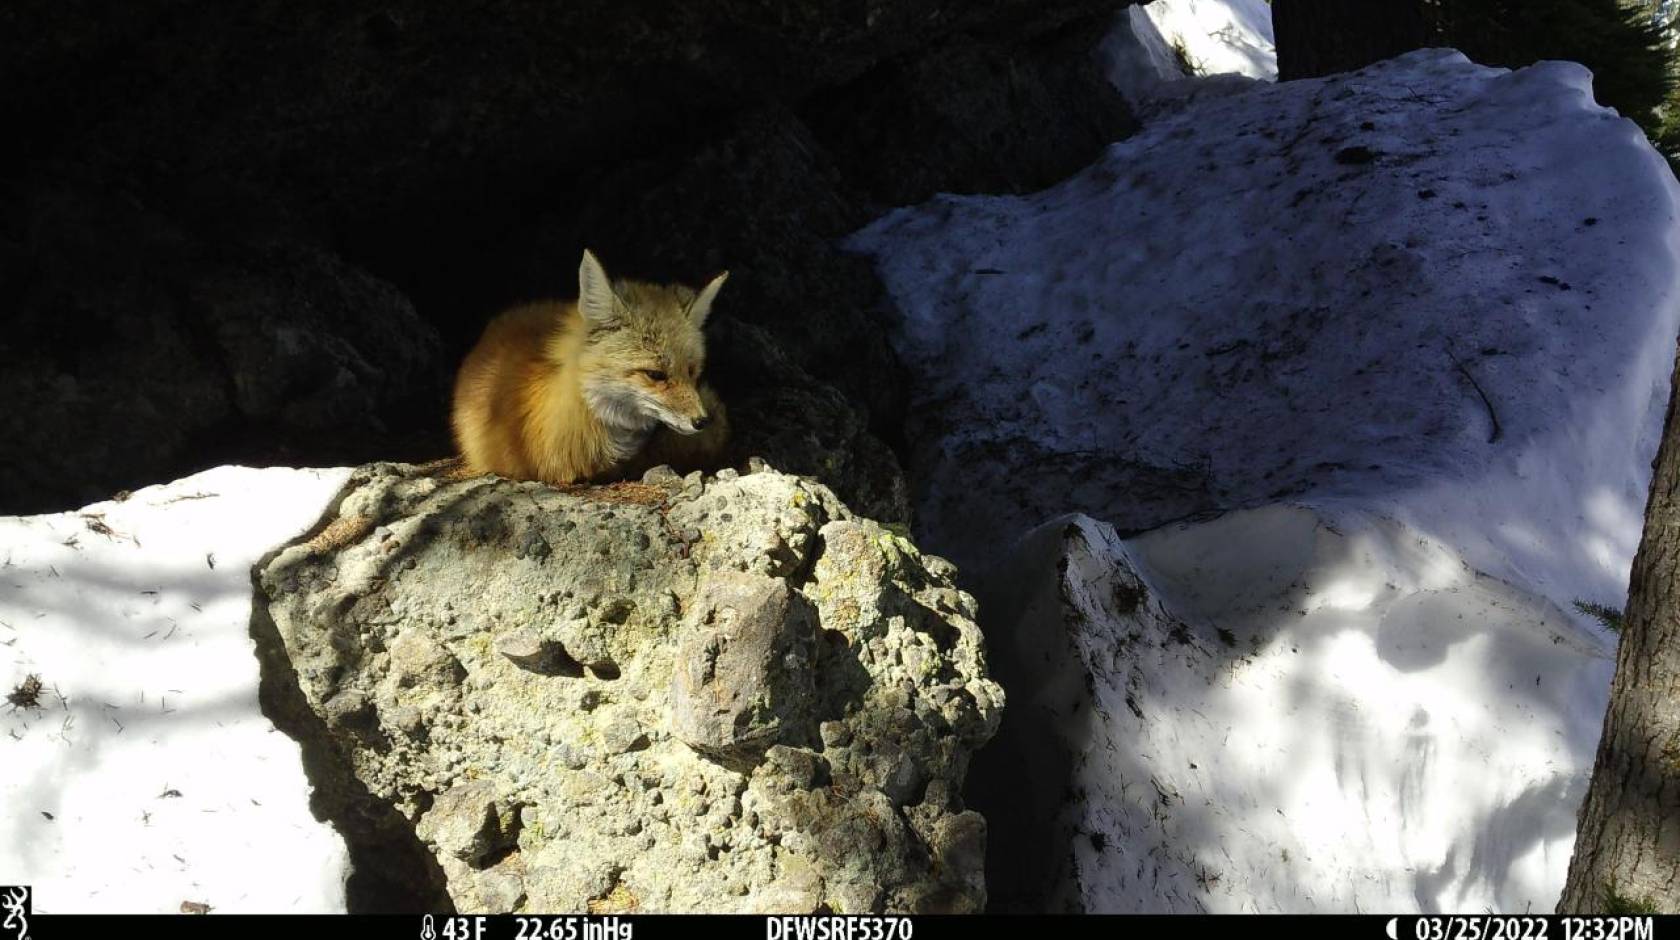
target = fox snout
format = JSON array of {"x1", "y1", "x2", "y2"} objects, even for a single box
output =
[
  {"x1": 665, "y1": 404, "x2": 711, "y2": 435},
  {"x1": 646, "y1": 382, "x2": 710, "y2": 435}
]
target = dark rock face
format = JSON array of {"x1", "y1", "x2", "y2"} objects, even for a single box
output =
[
  {"x1": 806, "y1": 16, "x2": 1138, "y2": 207},
  {"x1": 0, "y1": 0, "x2": 1131, "y2": 229},
  {"x1": 0, "y1": 185, "x2": 446, "y2": 513},
  {"x1": 0, "y1": 0, "x2": 1134, "y2": 515}
]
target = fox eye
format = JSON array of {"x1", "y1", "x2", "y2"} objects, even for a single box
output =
[{"x1": 641, "y1": 369, "x2": 668, "y2": 382}]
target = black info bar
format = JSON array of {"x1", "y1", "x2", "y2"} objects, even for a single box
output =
[{"x1": 10, "y1": 913, "x2": 1672, "y2": 940}]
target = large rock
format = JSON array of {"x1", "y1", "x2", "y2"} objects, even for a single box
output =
[{"x1": 255, "y1": 462, "x2": 1002, "y2": 913}]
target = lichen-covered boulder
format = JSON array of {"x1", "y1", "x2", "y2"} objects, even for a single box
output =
[{"x1": 256, "y1": 462, "x2": 1002, "y2": 913}]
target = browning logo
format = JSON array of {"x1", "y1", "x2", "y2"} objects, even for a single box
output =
[{"x1": 0, "y1": 887, "x2": 27, "y2": 940}]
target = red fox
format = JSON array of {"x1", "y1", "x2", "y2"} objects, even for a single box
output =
[{"x1": 451, "y1": 250, "x2": 731, "y2": 485}]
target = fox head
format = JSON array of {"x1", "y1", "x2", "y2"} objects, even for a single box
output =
[{"x1": 574, "y1": 249, "x2": 727, "y2": 435}]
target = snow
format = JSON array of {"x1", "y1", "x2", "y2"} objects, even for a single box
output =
[
  {"x1": 849, "y1": 48, "x2": 1679, "y2": 620},
  {"x1": 0, "y1": 466, "x2": 353, "y2": 913},
  {"x1": 1145, "y1": 0, "x2": 1276, "y2": 81},
  {"x1": 846, "y1": 49, "x2": 1680, "y2": 912},
  {"x1": 1100, "y1": 1, "x2": 1275, "y2": 110},
  {"x1": 990, "y1": 508, "x2": 1609, "y2": 912}
]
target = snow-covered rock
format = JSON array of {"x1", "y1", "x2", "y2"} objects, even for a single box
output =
[
  {"x1": 848, "y1": 49, "x2": 1680, "y2": 912},
  {"x1": 849, "y1": 48, "x2": 1678, "y2": 619},
  {"x1": 0, "y1": 466, "x2": 352, "y2": 913},
  {"x1": 976, "y1": 509, "x2": 1607, "y2": 913},
  {"x1": 1100, "y1": 0, "x2": 1276, "y2": 103}
]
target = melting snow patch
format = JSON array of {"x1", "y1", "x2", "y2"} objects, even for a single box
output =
[{"x1": 0, "y1": 466, "x2": 352, "y2": 913}]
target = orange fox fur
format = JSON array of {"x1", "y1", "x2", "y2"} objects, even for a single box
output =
[{"x1": 451, "y1": 250, "x2": 731, "y2": 485}]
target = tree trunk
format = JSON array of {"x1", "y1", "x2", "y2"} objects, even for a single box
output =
[
  {"x1": 1559, "y1": 350, "x2": 1680, "y2": 914},
  {"x1": 1272, "y1": 0, "x2": 1430, "y2": 80}
]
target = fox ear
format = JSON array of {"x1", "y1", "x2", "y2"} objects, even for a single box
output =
[
  {"x1": 578, "y1": 249, "x2": 619, "y2": 328},
  {"x1": 689, "y1": 270, "x2": 728, "y2": 328}
]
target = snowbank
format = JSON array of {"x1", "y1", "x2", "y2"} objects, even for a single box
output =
[
  {"x1": 848, "y1": 49, "x2": 1680, "y2": 912},
  {"x1": 0, "y1": 466, "x2": 352, "y2": 913},
  {"x1": 979, "y1": 509, "x2": 1609, "y2": 912},
  {"x1": 849, "y1": 48, "x2": 1679, "y2": 623}
]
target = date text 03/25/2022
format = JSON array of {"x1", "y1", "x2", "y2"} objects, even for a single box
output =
[{"x1": 1409, "y1": 916, "x2": 1653, "y2": 940}]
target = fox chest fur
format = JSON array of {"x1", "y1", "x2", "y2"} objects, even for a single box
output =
[{"x1": 451, "y1": 251, "x2": 730, "y2": 485}]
